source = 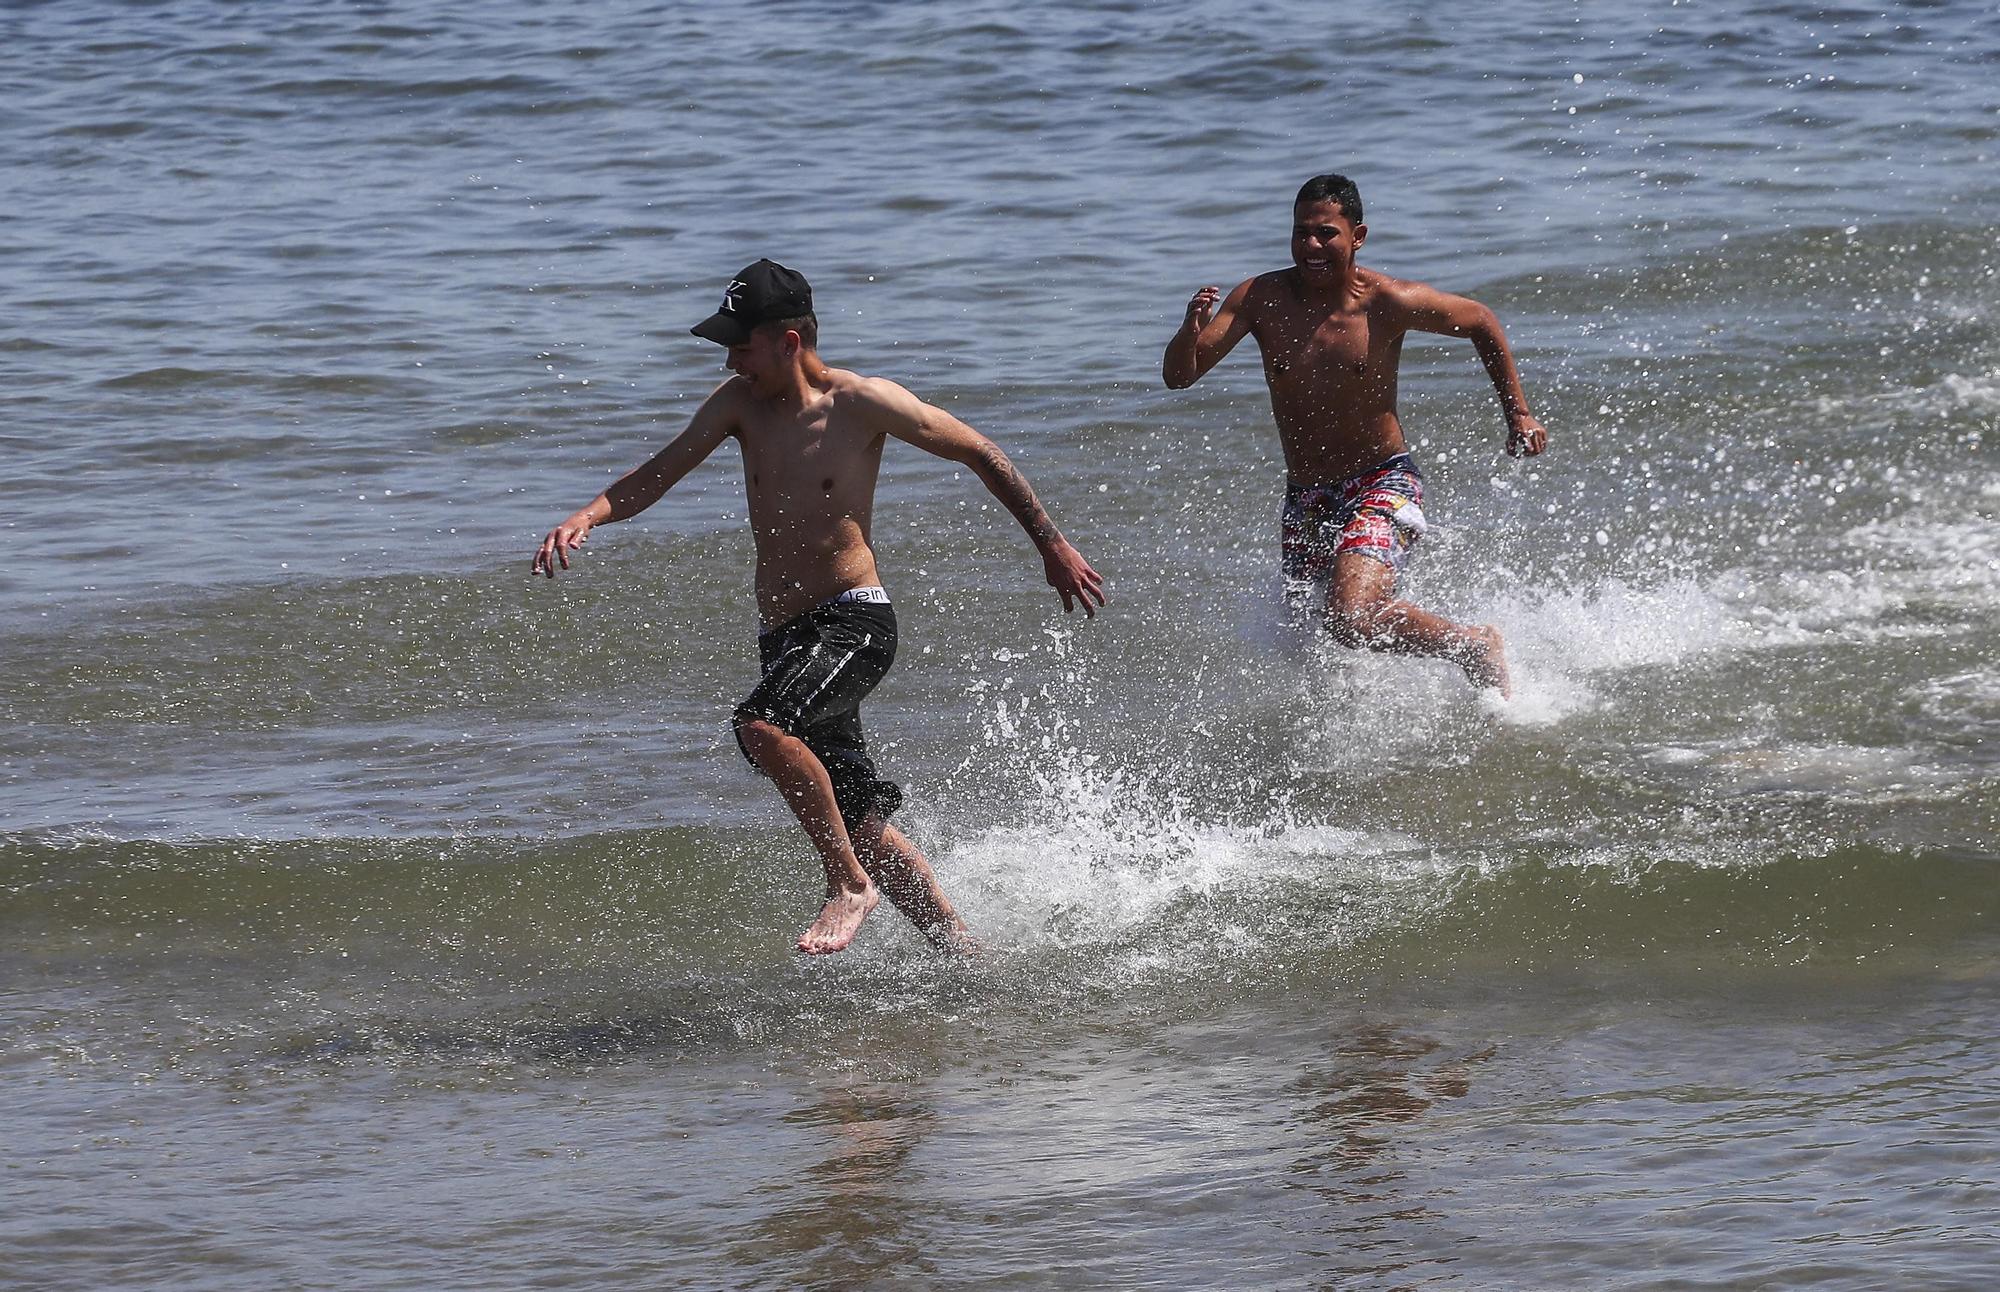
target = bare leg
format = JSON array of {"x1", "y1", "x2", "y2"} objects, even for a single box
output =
[
  {"x1": 1326, "y1": 554, "x2": 1512, "y2": 698},
  {"x1": 850, "y1": 816, "x2": 972, "y2": 954},
  {"x1": 735, "y1": 719, "x2": 879, "y2": 954}
]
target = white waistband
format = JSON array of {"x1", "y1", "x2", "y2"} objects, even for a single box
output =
[{"x1": 829, "y1": 585, "x2": 890, "y2": 605}]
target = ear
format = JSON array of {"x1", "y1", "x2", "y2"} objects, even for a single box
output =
[
  {"x1": 1353, "y1": 222, "x2": 1368, "y2": 247},
  {"x1": 781, "y1": 329, "x2": 803, "y2": 358}
]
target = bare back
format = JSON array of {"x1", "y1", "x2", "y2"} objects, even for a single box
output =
[{"x1": 1243, "y1": 266, "x2": 1414, "y2": 484}]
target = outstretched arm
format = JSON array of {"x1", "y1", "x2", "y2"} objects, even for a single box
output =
[
  {"x1": 1394, "y1": 282, "x2": 1549, "y2": 458},
  {"x1": 531, "y1": 384, "x2": 737, "y2": 577},
  {"x1": 866, "y1": 379, "x2": 1106, "y2": 617},
  {"x1": 1162, "y1": 278, "x2": 1256, "y2": 389}
]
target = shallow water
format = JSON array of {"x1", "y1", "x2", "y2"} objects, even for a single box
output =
[{"x1": 5, "y1": 1, "x2": 2000, "y2": 1287}]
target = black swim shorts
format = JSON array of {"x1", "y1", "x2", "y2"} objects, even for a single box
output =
[{"x1": 732, "y1": 595, "x2": 904, "y2": 831}]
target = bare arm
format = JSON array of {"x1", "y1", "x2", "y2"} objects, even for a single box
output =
[
  {"x1": 1162, "y1": 278, "x2": 1257, "y2": 389},
  {"x1": 864, "y1": 379, "x2": 1106, "y2": 617},
  {"x1": 1393, "y1": 282, "x2": 1548, "y2": 458},
  {"x1": 530, "y1": 383, "x2": 738, "y2": 577}
]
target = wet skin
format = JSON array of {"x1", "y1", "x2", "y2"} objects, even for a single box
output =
[
  {"x1": 535, "y1": 322, "x2": 1104, "y2": 952},
  {"x1": 1162, "y1": 197, "x2": 1547, "y2": 695}
]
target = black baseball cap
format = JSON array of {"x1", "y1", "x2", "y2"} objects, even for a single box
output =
[{"x1": 691, "y1": 259, "x2": 813, "y2": 345}]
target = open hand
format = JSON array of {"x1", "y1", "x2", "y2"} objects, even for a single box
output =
[
  {"x1": 1043, "y1": 539, "x2": 1107, "y2": 617},
  {"x1": 532, "y1": 517, "x2": 593, "y2": 577}
]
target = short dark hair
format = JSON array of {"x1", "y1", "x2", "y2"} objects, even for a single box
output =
[
  {"x1": 1295, "y1": 173, "x2": 1363, "y2": 224},
  {"x1": 756, "y1": 314, "x2": 818, "y2": 350}
]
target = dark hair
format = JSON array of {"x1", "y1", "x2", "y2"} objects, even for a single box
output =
[
  {"x1": 1294, "y1": 173, "x2": 1363, "y2": 224},
  {"x1": 756, "y1": 314, "x2": 818, "y2": 350}
]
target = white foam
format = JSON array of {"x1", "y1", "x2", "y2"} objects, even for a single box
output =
[
  {"x1": 1284, "y1": 641, "x2": 1485, "y2": 757},
  {"x1": 1703, "y1": 743, "x2": 1956, "y2": 797},
  {"x1": 1937, "y1": 368, "x2": 2000, "y2": 411},
  {"x1": 1474, "y1": 496, "x2": 1998, "y2": 721},
  {"x1": 1907, "y1": 667, "x2": 2000, "y2": 726},
  {"x1": 1842, "y1": 509, "x2": 2000, "y2": 608},
  {"x1": 1236, "y1": 561, "x2": 1889, "y2": 741},
  {"x1": 909, "y1": 495, "x2": 1998, "y2": 966},
  {"x1": 1561, "y1": 836, "x2": 1787, "y2": 874},
  {"x1": 936, "y1": 762, "x2": 1420, "y2": 952},
  {"x1": 1488, "y1": 576, "x2": 1738, "y2": 725},
  {"x1": 1345, "y1": 573, "x2": 1798, "y2": 730},
  {"x1": 1823, "y1": 364, "x2": 2000, "y2": 420}
]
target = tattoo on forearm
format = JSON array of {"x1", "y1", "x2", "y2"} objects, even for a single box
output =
[{"x1": 978, "y1": 444, "x2": 1058, "y2": 546}]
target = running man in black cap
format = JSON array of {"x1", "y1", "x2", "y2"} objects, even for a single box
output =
[{"x1": 533, "y1": 259, "x2": 1105, "y2": 955}]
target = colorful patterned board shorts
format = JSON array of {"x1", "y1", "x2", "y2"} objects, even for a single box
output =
[
  {"x1": 732, "y1": 592, "x2": 904, "y2": 831},
  {"x1": 1280, "y1": 453, "x2": 1428, "y2": 608}
]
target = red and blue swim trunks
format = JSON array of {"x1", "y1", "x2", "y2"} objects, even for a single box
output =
[{"x1": 1280, "y1": 452, "x2": 1428, "y2": 598}]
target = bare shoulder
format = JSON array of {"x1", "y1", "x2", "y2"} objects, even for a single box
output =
[
  {"x1": 1211, "y1": 270, "x2": 1290, "y2": 333},
  {"x1": 1363, "y1": 269, "x2": 1459, "y2": 331},
  {"x1": 819, "y1": 369, "x2": 931, "y2": 441},
  {"x1": 1244, "y1": 269, "x2": 1291, "y2": 308},
  {"x1": 1370, "y1": 271, "x2": 1496, "y2": 335},
  {"x1": 834, "y1": 369, "x2": 923, "y2": 415},
  {"x1": 1362, "y1": 267, "x2": 1427, "y2": 308},
  {"x1": 832, "y1": 367, "x2": 897, "y2": 398},
  {"x1": 696, "y1": 375, "x2": 752, "y2": 432}
]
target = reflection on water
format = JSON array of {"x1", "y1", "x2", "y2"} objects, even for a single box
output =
[
  {"x1": 731, "y1": 1083, "x2": 939, "y2": 1287},
  {"x1": 4, "y1": 0, "x2": 2000, "y2": 1286},
  {"x1": 1289, "y1": 1025, "x2": 1491, "y2": 1170},
  {"x1": 1278, "y1": 1021, "x2": 1498, "y2": 1289}
]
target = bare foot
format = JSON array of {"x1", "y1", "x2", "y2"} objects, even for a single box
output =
[
  {"x1": 797, "y1": 883, "x2": 879, "y2": 955},
  {"x1": 1460, "y1": 625, "x2": 1513, "y2": 699},
  {"x1": 921, "y1": 920, "x2": 979, "y2": 956}
]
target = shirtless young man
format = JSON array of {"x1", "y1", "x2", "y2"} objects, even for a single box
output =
[
  {"x1": 1162, "y1": 173, "x2": 1548, "y2": 697},
  {"x1": 533, "y1": 260, "x2": 1104, "y2": 955}
]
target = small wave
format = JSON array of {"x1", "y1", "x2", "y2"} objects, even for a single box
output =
[
  {"x1": 97, "y1": 366, "x2": 232, "y2": 390},
  {"x1": 1485, "y1": 575, "x2": 1748, "y2": 725},
  {"x1": 4, "y1": 810, "x2": 1991, "y2": 1079},
  {"x1": 94, "y1": 367, "x2": 425, "y2": 398},
  {"x1": 1841, "y1": 507, "x2": 2000, "y2": 609},
  {"x1": 1937, "y1": 369, "x2": 2000, "y2": 411},
  {"x1": 249, "y1": 74, "x2": 559, "y2": 101},
  {"x1": 878, "y1": 195, "x2": 958, "y2": 214},
  {"x1": 1907, "y1": 667, "x2": 2000, "y2": 729},
  {"x1": 936, "y1": 763, "x2": 1419, "y2": 952},
  {"x1": 50, "y1": 120, "x2": 150, "y2": 140},
  {"x1": 1641, "y1": 741, "x2": 1963, "y2": 802}
]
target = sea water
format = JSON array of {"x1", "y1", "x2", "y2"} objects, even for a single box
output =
[{"x1": 4, "y1": 2, "x2": 1998, "y2": 1287}]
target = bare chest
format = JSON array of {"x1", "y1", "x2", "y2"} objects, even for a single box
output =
[
  {"x1": 1259, "y1": 307, "x2": 1387, "y2": 386},
  {"x1": 737, "y1": 411, "x2": 882, "y2": 516}
]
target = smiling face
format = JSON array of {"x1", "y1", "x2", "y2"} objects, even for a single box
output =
[
  {"x1": 724, "y1": 325, "x2": 795, "y2": 393},
  {"x1": 1291, "y1": 198, "x2": 1366, "y2": 280}
]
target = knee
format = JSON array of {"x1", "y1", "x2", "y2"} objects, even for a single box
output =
[
  {"x1": 732, "y1": 715, "x2": 790, "y2": 767},
  {"x1": 1325, "y1": 594, "x2": 1388, "y2": 648}
]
